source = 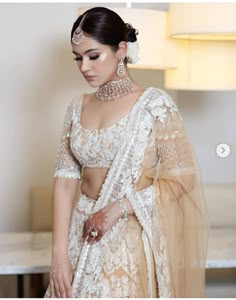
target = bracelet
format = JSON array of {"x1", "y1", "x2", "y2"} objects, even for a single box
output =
[{"x1": 118, "y1": 198, "x2": 128, "y2": 220}]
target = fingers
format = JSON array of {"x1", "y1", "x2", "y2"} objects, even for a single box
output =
[
  {"x1": 50, "y1": 278, "x2": 55, "y2": 298},
  {"x1": 54, "y1": 278, "x2": 61, "y2": 298},
  {"x1": 89, "y1": 228, "x2": 102, "y2": 244},
  {"x1": 89, "y1": 229, "x2": 104, "y2": 244},
  {"x1": 89, "y1": 234, "x2": 97, "y2": 244},
  {"x1": 83, "y1": 210, "x2": 106, "y2": 238},
  {"x1": 96, "y1": 231, "x2": 103, "y2": 242},
  {"x1": 82, "y1": 221, "x2": 95, "y2": 243},
  {"x1": 82, "y1": 209, "x2": 108, "y2": 244},
  {"x1": 51, "y1": 276, "x2": 72, "y2": 298},
  {"x1": 91, "y1": 229, "x2": 102, "y2": 244},
  {"x1": 82, "y1": 222, "x2": 93, "y2": 240},
  {"x1": 69, "y1": 271, "x2": 74, "y2": 285},
  {"x1": 50, "y1": 268, "x2": 73, "y2": 298},
  {"x1": 58, "y1": 275, "x2": 67, "y2": 298},
  {"x1": 64, "y1": 276, "x2": 72, "y2": 298}
]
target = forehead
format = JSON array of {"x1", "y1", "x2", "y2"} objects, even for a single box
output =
[{"x1": 71, "y1": 34, "x2": 110, "y2": 55}]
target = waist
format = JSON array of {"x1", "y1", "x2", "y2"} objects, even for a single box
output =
[
  {"x1": 80, "y1": 167, "x2": 109, "y2": 200},
  {"x1": 79, "y1": 192, "x2": 98, "y2": 202}
]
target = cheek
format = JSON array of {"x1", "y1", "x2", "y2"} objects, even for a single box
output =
[
  {"x1": 99, "y1": 52, "x2": 109, "y2": 63},
  {"x1": 98, "y1": 52, "x2": 117, "y2": 69}
]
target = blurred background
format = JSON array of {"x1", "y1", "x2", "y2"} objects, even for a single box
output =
[{"x1": 0, "y1": 1, "x2": 235, "y2": 297}]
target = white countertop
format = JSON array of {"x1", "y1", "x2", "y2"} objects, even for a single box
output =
[
  {"x1": 206, "y1": 227, "x2": 236, "y2": 269},
  {"x1": 0, "y1": 232, "x2": 51, "y2": 275},
  {"x1": 0, "y1": 227, "x2": 235, "y2": 275}
]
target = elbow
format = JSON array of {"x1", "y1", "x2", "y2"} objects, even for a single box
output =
[{"x1": 53, "y1": 177, "x2": 80, "y2": 202}]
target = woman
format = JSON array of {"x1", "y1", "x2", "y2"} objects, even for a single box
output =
[{"x1": 45, "y1": 7, "x2": 209, "y2": 298}]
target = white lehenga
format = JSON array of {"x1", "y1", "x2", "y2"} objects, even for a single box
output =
[
  {"x1": 45, "y1": 87, "x2": 208, "y2": 298},
  {"x1": 67, "y1": 188, "x2": 157, "y2": 298}
]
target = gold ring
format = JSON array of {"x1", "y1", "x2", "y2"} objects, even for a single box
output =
[{"x1": 90, "y1": 229, "x2": 98, "y2": 237}]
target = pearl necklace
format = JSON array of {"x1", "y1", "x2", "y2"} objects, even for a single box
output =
[{"x1": 95, "y1": 77, "x2": 133, "y2": 101}]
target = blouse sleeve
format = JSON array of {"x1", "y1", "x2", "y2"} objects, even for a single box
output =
[{"x1": 54, "y1": 99, "x2": 81, "y2": 179}]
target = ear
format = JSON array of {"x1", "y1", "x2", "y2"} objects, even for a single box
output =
[{"x1": 117, "y1": 41, "x2": 127, "y2": 59}]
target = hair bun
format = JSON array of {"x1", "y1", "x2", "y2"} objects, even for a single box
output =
[{"x1": 126, "y1": 23, "x2": 138, "y2": 42}]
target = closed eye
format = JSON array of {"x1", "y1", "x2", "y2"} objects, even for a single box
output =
[
  {"x1": 73, "y1": 55, "x2": 99, "y2": 61},
  {"x1": 89, "y1": 55, "x2": 99, "y2": 60},
  {"x1": 73, "y1": 57, "x2": 82, "y2": 61}
]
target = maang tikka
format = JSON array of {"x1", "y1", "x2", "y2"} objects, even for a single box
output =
[{"x1": 72, "y1": 14, "x2": 87, "y2": 45}]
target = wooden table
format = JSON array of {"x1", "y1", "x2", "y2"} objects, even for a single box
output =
[{"x1": 0, "y1": 228, "x2": 235, "y2": 297}]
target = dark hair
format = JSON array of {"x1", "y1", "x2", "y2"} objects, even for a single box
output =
[{"x1": 71, "y1": 7, "x2": 138, "y2": 52}]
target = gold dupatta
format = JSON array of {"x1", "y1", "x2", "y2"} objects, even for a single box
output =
[{"x1": 127, "y1": 88, "x2": 209, "y2": 297}]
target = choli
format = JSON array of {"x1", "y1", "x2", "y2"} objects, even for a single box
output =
[
  {"x1": 53, "y1": 87, "x2": 180, "y2": 180},
  {"x1": 54, "y1": 95, "x2": 129, "y2": 179}
]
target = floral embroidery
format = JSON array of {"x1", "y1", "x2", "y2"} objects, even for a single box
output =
[
  {"x1": 54, "y1": 99, "x2": 81, "y2": 179},
  {"x1": 45, "y1": 87, "x2": 180, "y2": 298},
  {"x1": 71, "y1": 97, "x2": 129, "y2": 168}
]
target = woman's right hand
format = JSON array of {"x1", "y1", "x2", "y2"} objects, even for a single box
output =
[{"x1": 49, "y1": 254, "x2": 74, "y2": 298}]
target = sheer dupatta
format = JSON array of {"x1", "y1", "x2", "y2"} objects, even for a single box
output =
[{"x1": 129, "y1": 89, "x2": 209, "y2": 297}]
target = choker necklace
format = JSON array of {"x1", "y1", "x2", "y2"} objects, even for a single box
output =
[{"x1": 95, "y1": 77, "x2": 133, "y2": 101}]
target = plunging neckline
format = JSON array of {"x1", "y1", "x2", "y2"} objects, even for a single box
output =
[{"x1": 78, "y1": 87, "x2": 150, "y2": 133}]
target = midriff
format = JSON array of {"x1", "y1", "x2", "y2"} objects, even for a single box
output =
[
  {"x1": 80, "y1": 167, "x2": 109, "y2": 200},
  {"x1": 80, "y1": 167, "x2": 153, "y2": 201}
]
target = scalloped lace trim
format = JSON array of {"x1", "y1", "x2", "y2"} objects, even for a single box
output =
[{"x1": 54, "y1": 169, "x2": 81, "y2": 179}]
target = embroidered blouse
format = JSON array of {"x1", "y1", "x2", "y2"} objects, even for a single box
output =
[{"x1": 54, "y1": 95, "x2": 130, "y2": 179}]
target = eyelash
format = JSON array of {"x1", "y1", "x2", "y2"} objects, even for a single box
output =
[{"x1": 73, "y1": 55, "x2": 99, "y2": 61}]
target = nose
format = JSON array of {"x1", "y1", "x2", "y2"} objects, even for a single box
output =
[{"x1": 80, "y1": 57, "x2": 90, "y2": 73}]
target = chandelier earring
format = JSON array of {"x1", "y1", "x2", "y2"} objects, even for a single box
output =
[{"x1": 116, "y1": 57, "x2": 125, "y2": 78}]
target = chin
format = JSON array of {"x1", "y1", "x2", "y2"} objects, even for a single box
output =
[
  {"x1": 87, "y1": 81, "x2": 100, "y2": 88},
  {"x1": 85, "y1": 78, "x2": 103, "y2": 88}
]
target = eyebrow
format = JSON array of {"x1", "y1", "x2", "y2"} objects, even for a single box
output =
[{"x1": 72, "y1": 49, "x2": 100, "y2": 56}]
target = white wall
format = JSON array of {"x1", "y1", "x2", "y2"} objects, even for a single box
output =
[
  {"x1": 0, "y1": 3, "x2": 89, "y2": 232},
  {"x1": 0, "y1": 2, "x2": 235, "y2": 298},
  {"x1": 0, "y1": 3, "x2": 235, "y2": 233},
  {"x1": 177, "y1": 90, "x2": 236, "y2": 184},
  {"x1": 0, "y1": 3, "x2": 167, "y2": 233}
]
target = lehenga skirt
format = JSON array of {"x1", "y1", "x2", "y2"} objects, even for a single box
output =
[{"x1": 45, "y1": 186, "x2": 158, "y2": 298}]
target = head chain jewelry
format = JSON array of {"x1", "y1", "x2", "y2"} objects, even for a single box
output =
[{"x1": 72, "y1": 14, "x2": 87, "y2": 45}]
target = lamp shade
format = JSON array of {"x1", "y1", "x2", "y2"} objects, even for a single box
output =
[
  {"x1": 165, "y1": 40, "x2": 236, "y2": 90},
  {"x1": 169, "y1": 3, "x2": 236, "y2": 41},
  {"x1": 78, "y1": 7, "x2": 177, "y2": 70}
]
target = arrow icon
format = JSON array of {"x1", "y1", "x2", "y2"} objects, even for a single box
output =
[{"x1": 216, "y1": 143, "x2": 231, "y2": 158}]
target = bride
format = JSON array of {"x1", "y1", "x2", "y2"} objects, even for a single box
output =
[{"x1": 45, "y1": 6, "x2": 209, "y2": 298}]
